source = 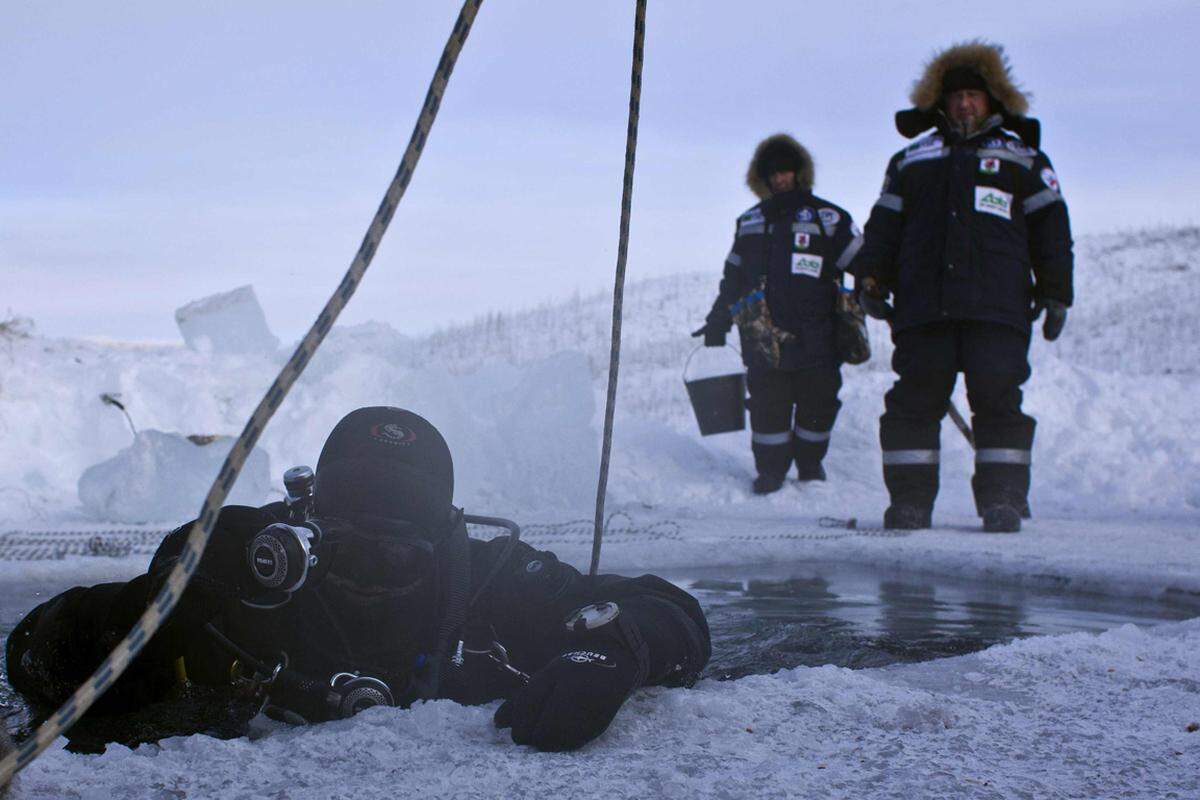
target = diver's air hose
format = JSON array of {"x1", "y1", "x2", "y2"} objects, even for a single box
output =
[{"x1": 420, "y1": 508, "x2": 472, "y2": 698}]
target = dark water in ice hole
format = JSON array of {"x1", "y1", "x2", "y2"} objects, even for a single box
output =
[
  {"x1": 668, "y1": 561, "x2": 1196, "y2": 681},
  {"x1": 1, "y1": 562, "x2": 1194, "y2": 742}
]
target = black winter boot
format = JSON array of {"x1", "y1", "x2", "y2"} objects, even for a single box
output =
[
  {"x1": 883, "y1": 505, "x2": 931, "y2": 530},
  {"x1": 794, "y1": 463, "x2": 826, "y2": 482},
  {"x1": 982, "y1": 504, "x2": 1021, "y2": 533},
  {"x1": 752, "y1": 474, "x2": 785, "y2": 495}
]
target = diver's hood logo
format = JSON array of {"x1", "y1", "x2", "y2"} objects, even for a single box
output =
[{"x1": 369, "y1": 422, "x2": 417, "y2": 446}]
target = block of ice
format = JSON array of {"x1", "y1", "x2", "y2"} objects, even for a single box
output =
[
  {"x1": 175, "y1": 285, "x2": 279, "y2": 355},
  {"x1": 78, "y1": 429, "x2": 271, "y2": 523}
]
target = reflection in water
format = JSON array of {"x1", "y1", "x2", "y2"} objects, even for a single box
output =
[{"x1": 686, "y1": 564, "x2": 1190, "y2": 681}]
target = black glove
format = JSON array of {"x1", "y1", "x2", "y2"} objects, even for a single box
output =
[
  {"x1": 148, "y1": 507, "x2": 269, "y2": 634},
  {"x1": 493, "y1": 644, "x2": 641, "y2": 751},
  {"x1": 691, "y1": 324, "x2": 726, "y2": 348},
  {"x1": 1030, "y1": 298, "x2": 1068, "y2": 341},
  {"x1": 856, "y1": 278, "x2": 894, "y2": 321}
]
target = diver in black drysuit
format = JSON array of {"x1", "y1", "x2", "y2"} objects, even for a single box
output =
[{"x1": 5, "y1": 407, "x2": 710, "y2": 753}]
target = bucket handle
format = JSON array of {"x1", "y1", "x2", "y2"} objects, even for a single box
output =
[{"x1": 683, "y1": 343, "x2": 742, "y2": 383}]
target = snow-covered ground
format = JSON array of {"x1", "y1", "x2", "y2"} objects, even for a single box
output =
[
  {"x1": 9, "y1": 619, "x2": 1198, "y2": 800},
  {"x1": 1, "y1": 227, "x2": 1198, "y2": 797}
]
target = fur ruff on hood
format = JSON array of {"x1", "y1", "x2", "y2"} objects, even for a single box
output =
[
  {"x1": 895, "y1": 41, "x2": 1040, "y2": 147},
  {"x1": 746, "y1": 134, "x2": 814, "y2": 200},
  {"x1": 910, "y1": 40, "x2": 1029, "y2": 115}
]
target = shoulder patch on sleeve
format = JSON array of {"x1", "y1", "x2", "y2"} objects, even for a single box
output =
[{"x1": 1040, "y1": 167, "x2": 1061, "y2": 193}]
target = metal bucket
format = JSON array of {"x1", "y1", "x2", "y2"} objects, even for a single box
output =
[{"x1": 683, "y1": 346, "x2": 745, "y2": 436}]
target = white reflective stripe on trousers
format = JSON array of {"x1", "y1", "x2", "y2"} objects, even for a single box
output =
[
  {"x1": 793, "y1": 425, "x2": 831, "y2": 443},
  {"x1": 975, "y1": 448, "x2": 1032, "y2": 465},
  {"x1": 881, "y1": 449, "x2": 940, "y2": 465},
  {"x1": 752, "y1": 431, "x2": 792, "y2": 446}
]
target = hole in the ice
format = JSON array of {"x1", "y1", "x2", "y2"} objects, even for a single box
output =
[
  {"x1": 1, "y1": 560, "x2": 1193, "y2": 744},
  {"x1": 665, "y1": 562, "x2": 1195, "y2": 681}
]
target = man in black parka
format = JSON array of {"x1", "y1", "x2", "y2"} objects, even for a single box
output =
[
  {"x1": 694, "y1": 134, "x2": 863, "y2": 495},
  {"x1": 849, "y1": 41, "x2": 1074, "y2": 532},
  {"x1": 5, "y1": 407, "x2": 710, "y2": 753}
]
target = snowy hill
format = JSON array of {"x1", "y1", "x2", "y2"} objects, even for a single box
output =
[
  {"x1": 2, "y1": 226, "x2": 1198, "y2": 527},
  {"x1": 3, "y1": 228, "x2": 1200, "y2": 800}
]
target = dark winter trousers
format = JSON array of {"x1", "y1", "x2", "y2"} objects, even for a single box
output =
[
  {"x1": 880, "y1": 321, "x2": 1035, "y2": 514},
  {"x1": 748, "y1": 366, "x2": 842, "y2": 478}
]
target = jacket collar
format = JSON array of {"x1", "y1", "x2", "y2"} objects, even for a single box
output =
[
  {"x1": 895, "y1": 107, "x2": 1041, "y2": 149},
  {"x1": 938, "y1": 112, "x2": 1005, "y2": 144}
]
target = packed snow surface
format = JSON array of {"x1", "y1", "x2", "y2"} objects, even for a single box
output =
[
  {"x1": 9, "y1": 620, "x2": 1199, "y2": 799},
  {"x1": 1, "y1": 227, "x2": 1198, "y2": 797}
]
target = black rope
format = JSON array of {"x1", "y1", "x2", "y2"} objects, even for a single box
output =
[
  {"x1": 0, "y1": 1, "x2": 485, "y2": 784},
  {"x1": 591, "y1": 0, "x2": 647, "y2": 577}
]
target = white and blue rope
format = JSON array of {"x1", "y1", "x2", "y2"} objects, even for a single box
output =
[{"x1": 0, "y1": 0, "x2": 483, "y2": 784}]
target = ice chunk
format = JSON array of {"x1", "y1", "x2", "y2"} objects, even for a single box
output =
[
  {"x1": 78, "y1": 429, "x2": 271, "y2": 523},
  {"x1": 174, "y1": 285, "x2": 279, "y2": 355}
]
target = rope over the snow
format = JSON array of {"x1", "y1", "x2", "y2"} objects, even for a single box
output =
[
  {"x1": 591, "y1": 0, "x2": 648, "y2": 577},
  {"x1": 0, "y1": 0, "x2": 484, "y2": 785}
]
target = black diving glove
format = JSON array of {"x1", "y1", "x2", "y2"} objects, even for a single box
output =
[
  {"x1": 1030, "y1": 298, "x2": 1068, "y2": 341},
  {"x1": 857, "y1": 277, "x2": 894, "y2": 321},
  {"x1": 147, "y1": 506, "x2": 271, "y2": 634},
  {"x1": 691, "y1": 323, "x2": 726, "y2": 348},
  {"x1": 493, "y1": 644, "x2": 642, "y2": 751}
]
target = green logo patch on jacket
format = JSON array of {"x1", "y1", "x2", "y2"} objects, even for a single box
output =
[{"x1": 974, "y1": 186, "x2": 1013, "y2": 220}]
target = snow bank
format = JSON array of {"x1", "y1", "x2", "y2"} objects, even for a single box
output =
[
  {"x1": 0, "y1": 226, "x2": 1196, "y2": 592},
  {"x1": 10, "y1": 619, "x2": 1198, "y2": 799},
  {"x1": 77, "y1": 430, "x2": 271, "y2": 524}
]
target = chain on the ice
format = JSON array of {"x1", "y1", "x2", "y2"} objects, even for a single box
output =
[
  {"x1": 0, "y1": 529, "x2": 170, "y2": 561},
  {"x1": 525, "y1": 512, "x2": 683, "y2": 547},
  {"x1": 0, "y1": 0, "x2": 484, "y2": 784},
  {"x1": 521, "y1": 513, "x2": 913, "y2": 548}
]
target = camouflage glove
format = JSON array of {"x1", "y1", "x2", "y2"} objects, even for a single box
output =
[{"x1": 1030, "y1": 298, "x2": 1068, "y2": 342}]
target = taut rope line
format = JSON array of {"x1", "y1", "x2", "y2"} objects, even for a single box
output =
[
  {"x1": 591, "y1": 0, "x2": 648, "y2": 576},
  {"x1": 0, "y1": 0, "x2": 484, "y2": 784}
]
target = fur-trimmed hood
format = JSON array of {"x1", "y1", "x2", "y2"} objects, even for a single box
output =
[
  {"x1": 895, "y1": 41, "x2": 1041, "y2": 147},
  {"x1": 746, "y1": 134, "x2": 814, "y2": 200},
  {"x1": 910, "y1": 40, "x2": 1029, "y2": 116}
]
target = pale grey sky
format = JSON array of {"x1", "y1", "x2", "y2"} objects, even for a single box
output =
[{"x1": 3, "y1": 1, "x2": 1196, "y2": 341}]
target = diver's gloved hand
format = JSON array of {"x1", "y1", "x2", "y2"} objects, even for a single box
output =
[
  {"x1": 493, "y1": 644, "x2": 642, "y2": 751},
  {"x1": 148, "y1": 506, "x2": 271, "y2": 633},
  {"x1": 1030, "y1": 297, "x2": 1068, "y2": 341},
  {"x1": 857, "y1": 276, "x2": 894, "y2": 321}
]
